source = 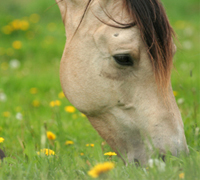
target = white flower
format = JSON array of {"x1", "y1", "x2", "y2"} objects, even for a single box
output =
[
  {"x1": 0, "y1": 92, "x2": 7, "y2": 102},
  {"x1": 148, "y1": 158, "x2": 166, "y2": 172},
  {"x1": 16, "y1": 112, "x2": 23, "y2": 120},
  {"x1": 177, "y1": 98, "x2": 184, "y2": 105},
  {"x1": 9, "y1": 59, "x2": 20, "y2": 69}
]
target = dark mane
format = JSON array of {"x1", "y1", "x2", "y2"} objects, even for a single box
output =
[{"x1": 124, "y1": 0, "x2": 175, "y2": 93}]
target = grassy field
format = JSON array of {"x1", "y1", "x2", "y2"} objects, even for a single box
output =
[{"x1": 0, "y1": 0, "x2": 199, "y2": 179}]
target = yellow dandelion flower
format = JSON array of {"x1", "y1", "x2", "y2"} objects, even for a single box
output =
[
  {"x1": 49, "y1": 101, "x2": 55, "y2": 107},
  {"x1": 104, "y1": 152, "x2": 117, "y2": 156},
  {"x1": 65, "y1": 106, "x2": 76, "y2": 113},
  {"x1": 2, "y1": 25, "x2": 13, "y2": 34},
  {"x1": 173, "y1": 91, "x2": 178, "y2": 97},
  {"x1": 179, "y1": 173, "x2": 185, "y2": 179},
  {"x1": 88, "y1": 162, "x2": 115, "y2": 178},
  {"x1": 49, "y1": 100, "x2": 61, "y2": 107},
  {"x1": 58, "y1": 91, "x2": 65, "y2": 99},
  {"x1": 3, "y1": 111, "x2": 10, "y2": 118},
  {"x1": 65, "y1": 140, "x2": 74, "y2": 145},
  {"x1": 32, "y1": 100, "x2": 40, "y2": 107},
  {"x1": 19, "y1": 20, "x2": 29, "y2": 31},
  {"x1": 86, "y1": 144, "x2": 94, "y2": 147},
  {"x1": 30, "y1": 87, "x2": 38, "y2": 94},
  {"x1": 29, "y1": 14, "x2": 40, "y2": 23},
  {"x1": 37, "y1": 148, "x2": 55, "y2": 156},
  {"x1": 46, "y1": 131, "x2": 56, "y2": 140},
  {"x1": 55, "y1": 100, "x2": 61, "y2": 106},
  {"x1": 80, "y1": 153, "x2": 84, "y2": 156},
  {"x1": 11, "y1": 19, "x2": 21, "y2": 30},
  {"x1": 0, "y1": 137, "x2": 4, "y2": 143},
  {"x1": 81, "y1": 113, "x2": 86, "y2": 117},
  {"x1": 12, "y1": 40, "x2": 22, "y2": 49}
]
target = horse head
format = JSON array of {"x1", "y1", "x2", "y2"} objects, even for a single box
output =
[{"x1": 55, "y1": 0, "x2": 189, "y2": 164}]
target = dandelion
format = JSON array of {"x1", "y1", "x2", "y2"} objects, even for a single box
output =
[
  {"x1": 80, "y1": 153, "x2": 84, "y2": 156},
  {"x1": 11, "y1": 19, "x2": 21, "y2": 30},
  {"x1": 65, "y1": 106, "x2": 76, "y2": 113},
  {"x1": 104, "y1": 152, "x2": 117, "y2": 157},
  {"x1": 173, "y1": 91, "x2": 178, "y2": 97},
  {"x1": 65, "y1": 140, "x2": 74, "y2": 145},
  {"x1": 29, "y1": 14, "x2": 40, "y2": 23},
  {"x1": 81, "y1": 113, "x2": 86, "y2": 117},
  {"x1": 30, "y1": 88, "x2": 38, "y2": 94},
  {"x1": 32, "y1": 100, "x2": 40, "y2": 107},
  {"x1": 86, "y1": 144, "x2": 94, "y2": 147},
  {"x1": 55, "y1": 100, "x2": 61, "y2": 106},
  {"x1": 58, "y1": 91, "x2": 65, "y2": 99},
  {"x1": 37, "y1": 148, "x2": 55, "y2": 156},
  {"x1": 19, "y1": 20, "x2": 29, "y2": 31},
  {"x1": 88, "y1": 162, "x2": 115, "y2": 178},
  {"x1": 49, "y1": 100, "x2": 61, "y2": 107},
  {"x1": 179, "y1": 172, "x2": 185, "y2": 179},
  {"x1": 3, "y1": 111, "x2": 10, "y2": 118},
  {"x1": 0, "y1": 137, "x2": 4, "y2": 143},
  {"x1": 49, "y1": 101, "x2": 55, "y2": 107},
  {"x1": 46, "y1": 131, "x2": 56, "y2": 140},
  {"x1": 12, "y1": 40, "x2": 22, "y2": 49},
  {"x1": 2, "y1": 25, "x2": 13, "y2": 34}
]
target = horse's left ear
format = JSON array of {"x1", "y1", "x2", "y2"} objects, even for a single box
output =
[{"x1": 55, "y1": 0, "x2": 67, "y2": 24}]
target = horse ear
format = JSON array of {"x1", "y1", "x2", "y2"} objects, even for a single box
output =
[{"x1": 55, "y1": 0, "x2": 67, "y2": 24}]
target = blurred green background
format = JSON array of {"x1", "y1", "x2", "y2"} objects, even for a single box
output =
[{"x1": 0, "y1": 0, "x2": 199, "y2": 179}]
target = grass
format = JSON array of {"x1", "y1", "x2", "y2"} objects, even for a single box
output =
[{"x1": 0, "y1": 0, "x2": 199, "y2": 179}]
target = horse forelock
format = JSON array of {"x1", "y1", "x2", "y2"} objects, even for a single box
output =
[
  {"x1": 123, "y1": 0, "x2": 175, "y2": 93},
  {"x1": 76, "y1": 0, "x2": 175, "y2": 93},
  {"x1": 111, "y1": 0, "x2": 175, "y2": 94}
]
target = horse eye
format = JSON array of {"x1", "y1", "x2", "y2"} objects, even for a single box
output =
[{"x1": 113, "y1": 54, "x2": 133, "y2": 66}]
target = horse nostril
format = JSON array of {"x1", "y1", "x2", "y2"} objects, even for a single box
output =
[
  {"x1": 162, "y1": 155, "x2": 166, "y2": 162},
  {"x1": 159, "y1": 154, "x2": 166, "y2": 162}
]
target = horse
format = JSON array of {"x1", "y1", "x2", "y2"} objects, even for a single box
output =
[{"x1": 55, "y1": 0, "x2": 189, "y2": 164}]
